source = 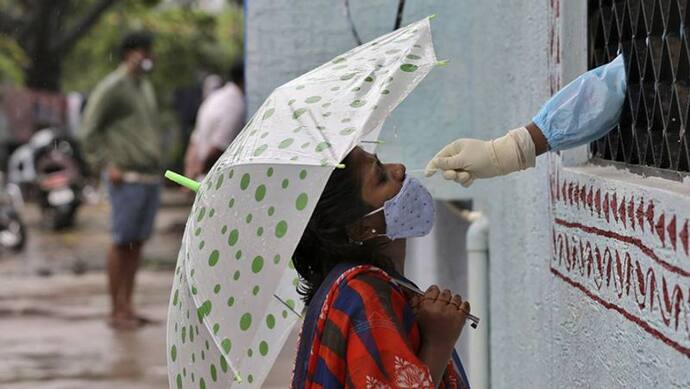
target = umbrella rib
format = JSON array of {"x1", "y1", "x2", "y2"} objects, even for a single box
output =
[{"x1": 273, "y1": 294, "x2": 304, "y2": 319}]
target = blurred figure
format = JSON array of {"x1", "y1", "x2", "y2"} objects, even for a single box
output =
[
  {"x1": 79, "y1": 31, "x2": 162, "y2": 330},
  {"x1": 184, "y1": 62, "x2": 245, "y2": 180}
]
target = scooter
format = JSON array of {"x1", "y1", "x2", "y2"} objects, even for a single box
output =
[
  {"x1": 8, "y1": 127, "x2": 84, "y2": 230},
  {"x1": 0, "y1": 172, "x2": 26, "y2": 252}
]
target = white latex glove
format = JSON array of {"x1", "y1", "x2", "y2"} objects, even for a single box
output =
[{"x1": 425, "y1": 127, "x2": 536, "y2": 187}]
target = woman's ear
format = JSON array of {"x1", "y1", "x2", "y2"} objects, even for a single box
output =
[{"x1": 346, "y1": 212, "x2": 386, "y2": 242}]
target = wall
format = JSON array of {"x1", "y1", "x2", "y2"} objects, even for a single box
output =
[{"x1": 246, "y1": 1, "x2": 690, "y2": 388}]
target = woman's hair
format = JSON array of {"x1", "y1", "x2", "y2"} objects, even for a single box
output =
[{"x1": 293, "y1": 152, "x2": 388, "y2": 304}]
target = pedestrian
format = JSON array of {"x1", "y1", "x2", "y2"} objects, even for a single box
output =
[
  {"x1": 291, "y1": 146, "x2": 470, "y2": 388},
  {"x1": 425, "y1": 55, "x2": 626, "y2": 185},
  {"x1": 184, "y1": 61, "x2": 245, "y2": 181},
  {"x1": 79, "y1": 31, "x2": 162, "y2": 330}
]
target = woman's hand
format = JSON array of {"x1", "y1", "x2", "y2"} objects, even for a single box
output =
[{"x1": 412, "y1": 285, "x2": 470, "y2": 387}]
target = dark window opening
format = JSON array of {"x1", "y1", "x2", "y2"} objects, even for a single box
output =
[{"x1": 588, "y1": 0, "x2": 690, "y2": 174}]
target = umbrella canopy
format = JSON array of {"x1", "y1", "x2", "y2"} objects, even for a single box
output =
[{"x1": 167, "y1": 16, "x2": 439, "y2": 389}]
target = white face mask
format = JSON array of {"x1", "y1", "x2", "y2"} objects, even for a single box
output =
[
  {"x1": 140, "y1": 58, "x2": 154, "y2": 73},
  {"x1": 363, "y1": 176, "x2": 435, "y2": 240}
]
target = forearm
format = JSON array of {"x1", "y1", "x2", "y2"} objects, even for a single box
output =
[{"x1": 418, "y1": 343, "x2": 454, "y2": 388}]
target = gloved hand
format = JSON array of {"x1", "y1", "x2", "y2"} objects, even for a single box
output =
[{"x1": 425, "y1": 127, "x2": 536, "y2": 187}]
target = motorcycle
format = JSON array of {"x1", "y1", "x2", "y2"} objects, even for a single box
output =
[
  {"x1": 0, "y1": 172, "x2": 26, "y2": 252},
  {"x1": 8, "y1": 127, "x2": 84, "y2": 230}
]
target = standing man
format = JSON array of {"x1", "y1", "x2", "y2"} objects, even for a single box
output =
[
  {"x1": 184, "y1": 62, "x2": 246, "y2": 180},
  {"x1": 79, "y1": 31, "x2": 162, "y2": 330}
]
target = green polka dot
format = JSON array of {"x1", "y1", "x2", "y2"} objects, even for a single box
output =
[
  {"x1": 173, "y1": 290, "x2": 179, "y2": 306},
  {"x1": 210, "y1": 364, "x2": 217, "y2": 382},
  {"x1": 260, "y1": 132, "x2": 269, "y2": 139},
  {"x1": 246, "y1": 213, "x2": 253, "y2": 223},
  {"x1": 259, "y1": 341, "x2": 269, "y2": 356},
  {"x1": 252, "y1": 256, "x2": 264, "y2": 273},
  {"x1": 340, "y1": 127, "x2": 356, "y2": 135},
  {"x1": 293, "y1": 126, "x2": 304, "y2": 133},
  {"x1": 228, "y1": 169, "x2": 234, "y2": 179},
  {"x1": 240, "y1": 174, "x2": 250, "y2": 190},
  {"x1": 282, "y1": 310, "x2": 288, "y2": 318},
  {"x1": 273, "y1": 255, "x2": 281, "y2": 264},
  {"x1": 352, "y1": 87, "x2": 361, "y2": 92},
  {"x1": 296, "y1": 85, "x2": 305, "y2": 90},
  {"x1": 330, "y1": 86, "x2": 340, "y2": 91},
  {"x1": 262, "y1": 108, "x2": 275, "y2": 119},
  {"x1": 267, "y1": 167, "x2": 274, "y2": 177},
  {"x1": 278, "y1": 138, "x2": 294, "y2": 149},
  {"x1": 299, "y1": 170, "x2": 307, "y2": 179},
  {"x1": 227, "y1": 296, "x2": 235, "y2": 306},
  {"x1": 257, "y1": 227, "x2": 264, "y2": 236},
  {"x1": 176, "y1": 374, "x2": 183, "y2": 389},
  {"x1": 192, "y1": 286, "x2": 198, "y2": 295},
  {"x1": 288, "y1": 259, "x2": 295, "y2": 269},
  {"x1": 240, "y1": 313, "x2": 252, "y2": 331},
  {"x1": 340, "y1": 73, "x2": 356, "y2": 80},
  {"x1": 215, "y1": 175, "x2": 224, "y2": 190},
  {"x1": 268, "y1": 206, "x2": 275, "y2": 216},
  {"x1": 208, "y1": 250, "x2": 220, "y2": 266},
  {"x1": 228, "y1": 198, "x2": 235, "y2": 208},
  {"x1": 255, "y1": 185, "x2": 266, "y2": 201},
  {"x1": 315, "y1": 142, "x2": 331, "y2": 152},
  {"x1": 248, "y1": 375, "x2": 254, "y2": 383},
  {"x1": 332, "y1": 57, "x2": 346, "y2": 64},
  {"x1": 286, "y1": 299, "x2": 296, "y2": 310},
  {"x1": 252, "y1": 285, "x2": 260, "y2": 295},
  {"x1": 406, "y1": 54, "x2": 421, "y2": 60},
  {"x1": 220, "y1": 356, "x2": 228, "y2": 373},
  {"x1": 266, "y1": 314, "x2": 276, "y2": 329},
  {"x1": 205, "y1": 340, "x2": 210, "y2": 350},
  {"x1": 282, "y1": 179, "x2": 289, "y2": 189},
  {"x1": 301, "y1": 142, "x2": 311, "y2": 149},
  {"x1": 288, "y1": 98, "x2": 296, "y2": 105},
  {"x1": 198, "y1": 240, "x2": 205, "y2": 250},
  {"x1": 293, "y1": 108, "x2": 307, "y2": 119},
  {"x1": 253, "y1": 144, "x2": 268, "y2": 156},
  {"x1": 233, "y1": 270, "x2": 240, "y2": 280},
  {"x1": 228, "y1": 229, "x2": 239, "y2": 246},
  {"x1": 296, "y1": 193, "x2": 308, "y2": 210},
  {"x1": 381, "y1": 89, "x2": 390, "y2": 95},
  {"x1": 213, "y1": 323, "x2": 220, "y2": 334},
  {"x1": 213, "y1": 284, "x2": 221, "y2": 294},
  {"x1": 200, "y1": 377, "x2": 206, "y2": 389},
  {"x1": 221, "y1": 338, "x2": 232, "y2": 353},
  {"x1": 305, "y1": 96, "x2": 322, "y2": 104},
  {"x1": 182, "y1": 327, "x2": 187, "y2": 343},
  {"x1": 171, "y1": 345, "x2": 177, "y2": 361},
  {"x1": 221, "y1": 225, "x2": 228, "y2": 234},
  {"x1": 235, "y1": 250, "x2": 242, "y2": 260},
  {"x1": 247, "y1": 348, "x2": 253, "y2": 357},
  {"x1": 275, "y1": 221, "x2": 288, "y2": 238},
  {"x1": 400, "y1": 63, "x2": 418, "y2": 72},
  {"x1": 196, "y1": 207, "x2": 206, "y2": 222},
  {"x1": 351, "y1": 99, "x2": 366, "y2": 108},
  {"x1": 365, "y1": 76, "x2": 374, "y2": 82}
]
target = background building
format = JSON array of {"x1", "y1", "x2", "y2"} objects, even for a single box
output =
[{"x1": 246, "y1": 1, "x2": 690, "y2": 388}]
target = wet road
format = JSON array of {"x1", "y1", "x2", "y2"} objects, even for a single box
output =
[{"x1": 0, "y1": 189, "x2": 295, "y2": 388}]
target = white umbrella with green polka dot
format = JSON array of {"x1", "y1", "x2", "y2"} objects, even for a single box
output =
[{"x1": 167, "y1": 16, "x2": 441, "y2": 389}]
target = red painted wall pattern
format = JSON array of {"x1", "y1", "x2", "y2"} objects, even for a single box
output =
[{"x1": 549, "y1": 168, "x2": 690, "y2": 357}]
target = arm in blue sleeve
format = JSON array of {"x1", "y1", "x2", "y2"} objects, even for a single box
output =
[{"x1": 532, "y1": 54, "x2": 627, "y2": 151}]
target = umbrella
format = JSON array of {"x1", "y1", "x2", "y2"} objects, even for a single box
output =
[{"x1": 167, "y1": 16, "x2": 441, "y2": 389}]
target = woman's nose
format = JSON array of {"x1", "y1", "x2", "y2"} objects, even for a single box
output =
[{"x1": 391, "y1": 164, "x2": 406, "y2": 181}]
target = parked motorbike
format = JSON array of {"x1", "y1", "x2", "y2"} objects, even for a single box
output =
[
  {"x1": 8, "y1": 127, "x2": 84, "y2": 230},
  {"x1": 0, "y1": 172, "x2": 26, "y2": 252}
]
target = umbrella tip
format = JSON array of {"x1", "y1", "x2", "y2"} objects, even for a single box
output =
[
  {"x1": 334, "y1": 164, "x2": 346, "y2": 169},
  {"x1": 436, "y1": 59, "x2": 450, "y2": 67},
  {"x1": 429, "y1": 14, "x2": 437, "y2": 20},
  {"x1": 164, "y1": 170, "x2": 200, "y2": 192},
  {"x1": 233, "y1": 372, "x2": 243, "y2": 383}
]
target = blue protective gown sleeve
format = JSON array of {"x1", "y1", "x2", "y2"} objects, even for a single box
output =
[{"x1": 532, "y1": 54, "x2": 627, "y2": 151}]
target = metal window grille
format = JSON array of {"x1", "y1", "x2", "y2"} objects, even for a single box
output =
[{"x1": 589, "y1": 0, "x2": 690, "y2": 174}]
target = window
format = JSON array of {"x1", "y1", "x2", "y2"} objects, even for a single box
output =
[{"x1": 589, "y1": 0, "x2": 690, "y2": 174}]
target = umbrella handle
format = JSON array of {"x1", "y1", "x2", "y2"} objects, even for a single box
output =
[{"x1": 164, "y1": 170, "x2": 200, "y2": 192}]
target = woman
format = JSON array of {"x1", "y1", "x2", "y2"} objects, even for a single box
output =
[{"x1": 291, "y1": 146, "x2": 471, "y2": 389}]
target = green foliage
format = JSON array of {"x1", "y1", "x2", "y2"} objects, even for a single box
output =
[
  {"x1": 63, "y1": 2, "x2": 243, "y2": 103},
  {"x1": 0, "y1": 35, "x2": 28, "y2": 85}
]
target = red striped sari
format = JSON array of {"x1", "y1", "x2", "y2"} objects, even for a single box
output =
[{"x1": 291, "y1": 263, "x2": 469, "y2": 389}]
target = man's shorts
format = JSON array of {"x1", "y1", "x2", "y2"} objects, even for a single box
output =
[{"x1": 107, "y1": 181, "x2": 161, "y2": 245}]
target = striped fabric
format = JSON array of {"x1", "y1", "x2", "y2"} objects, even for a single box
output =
[{"x1": 291, "y1": 264, "x2": 469, "y2": 389}]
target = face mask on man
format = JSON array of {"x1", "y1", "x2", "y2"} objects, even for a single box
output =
[
  {"x1": 363, "y1": 176, "x2": 435, "y2": 240},
  {"x1": 139, "y1": 58, "x2": 154, "y2": 73}
]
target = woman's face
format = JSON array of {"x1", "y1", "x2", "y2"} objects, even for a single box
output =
[{"x1": 345, "y1": 146, "x2": 406, "y2": 240}]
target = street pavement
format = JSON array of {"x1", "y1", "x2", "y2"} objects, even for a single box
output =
[{"x1": 0, "y1": 188, "x2": 295, "y2": 388}]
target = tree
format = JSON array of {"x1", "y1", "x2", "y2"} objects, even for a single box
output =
[{"x1": 0, "y1": 0, "x2": 159, "y2": 91}]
